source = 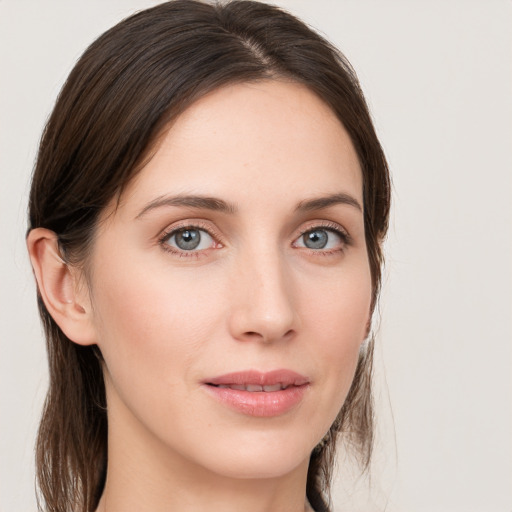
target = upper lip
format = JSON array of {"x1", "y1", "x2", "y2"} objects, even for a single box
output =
[{"x1": 205, "y1": 369, "x2": 309, "y2": 387}]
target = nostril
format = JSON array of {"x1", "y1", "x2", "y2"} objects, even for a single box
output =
[
  {"x1": 242, "y1": 331, "x2": 266, "y2": 342},
  {"x1": 241, "y1": 328, "x2": 295, "y2": 344}
]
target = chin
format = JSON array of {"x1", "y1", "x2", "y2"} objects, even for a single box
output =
[{"x1": 188, "y1": 427, "x2": 315, "y2": 480}]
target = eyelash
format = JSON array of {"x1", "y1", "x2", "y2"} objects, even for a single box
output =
[
  {"x1": 157, "y1": 221, "x2": 351, "y2": 258},
  {"x1": 158, "y1": 221, "x2": 223, "y2": 258},
  {"x1": 295, "y1": 222, "x2": 351, "y2": 256}
]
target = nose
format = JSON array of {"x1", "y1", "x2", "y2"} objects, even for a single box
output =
[{"x1": 227, "y1": 247, "x2": 298, "y2": 344}]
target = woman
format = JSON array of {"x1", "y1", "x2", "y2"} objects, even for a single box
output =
[{"x1": 26, "y1": 1, "x2": 390, "y2": 511}]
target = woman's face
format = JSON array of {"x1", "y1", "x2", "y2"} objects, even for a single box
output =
[{"x1": 85, "y1": 80, "x2": 372, "y2": 480}]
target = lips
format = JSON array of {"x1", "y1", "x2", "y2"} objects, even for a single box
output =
[
  {"x1": 206, "y1": 369, "x2": 309, "y2": 388},
  {"x1": 203, "y1": 370, "x2": 310, "y2": 417}
]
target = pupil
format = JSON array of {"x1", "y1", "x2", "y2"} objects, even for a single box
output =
[
  {"x1": 176, "y1": 229, "x2": 201, "y2": 250},
  {"x1": 304, "y1": 230, "x2": 328, "y2": 249}
]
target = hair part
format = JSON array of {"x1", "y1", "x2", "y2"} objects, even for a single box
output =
[{"x1": 28, "y1": 1, "x2": 390, "y2": 511}]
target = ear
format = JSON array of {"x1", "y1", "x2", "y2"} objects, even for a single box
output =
[{"x1": 27, "y1": 228, "x2": 97, "y2": 346}]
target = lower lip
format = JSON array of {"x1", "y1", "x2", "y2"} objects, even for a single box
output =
[{"x1": 203, "y1": 384, "x2": 309, "y2": 417}]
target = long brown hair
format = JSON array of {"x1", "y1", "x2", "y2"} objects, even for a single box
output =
[{"x1": 28, "y1": 1, "x2": 390, "y2": 511}]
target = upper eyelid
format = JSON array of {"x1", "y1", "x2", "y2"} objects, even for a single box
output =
[
  {"x1": 296, "y1": 220, "x2": 350, "y2": 239},
  {"x1": 158, "y1": 220, "x2": 222, "y2": 241},
  {"x1": 298, "y1": 221, "x2": 346, "y2": 233}
]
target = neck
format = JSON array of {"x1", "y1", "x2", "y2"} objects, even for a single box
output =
[{"x1": 97, "y1": 470, "x2": 311, "y2": 512}]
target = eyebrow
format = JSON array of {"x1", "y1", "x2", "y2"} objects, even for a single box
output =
[
  {"x1": 135, "y1": 191, "x2": 362, "y2": 220},
  {"x1": 295, "y1": 192, "x2": 362, "y2": 213},
  {"x1": 135, "y1": 194, "x2": 237, "y2": 219}
]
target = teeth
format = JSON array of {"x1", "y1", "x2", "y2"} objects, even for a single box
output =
[
  {"x1": 214, "y1": 383, "x2": 288, "y2": 392},
  {"x1": 246, "y1": 384, "x2": 264, "y2": 392},
  {"x1": 263, "y1": 384, "x2": 282, "y2": 392}
]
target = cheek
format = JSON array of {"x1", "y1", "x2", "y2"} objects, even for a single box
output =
[
  {"x1": 305, "y1": 261, "x2": 371, "y2": 345},
  {"x1": 88, "y1": 257, "x2": 227, "y2": 445},
  {"x1": 89, "y1": 255, "x2": 217, "y2": 395},
  {"x1": 301, "y1": 262, "x2": 372, "y2": 411}
]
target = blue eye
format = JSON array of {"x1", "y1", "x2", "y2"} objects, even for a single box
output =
[
  {"x1": 163, "y1": 228, "x2": 215, "y2": 251},
  {"x1": 295, "y1": 228, "x2": 345, "y2": 250}
]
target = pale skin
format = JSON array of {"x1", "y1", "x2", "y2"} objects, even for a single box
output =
[{"x1": 28, "y1": 80, "x2": 372, "y2": 512}]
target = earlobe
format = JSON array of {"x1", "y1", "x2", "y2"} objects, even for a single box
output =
[{"x1": 27, "y1": 228, "x2": 96, "y2": 346}]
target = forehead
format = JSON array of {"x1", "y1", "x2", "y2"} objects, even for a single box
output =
[{"x1": 119, "y1": 80, "x2": 363, "y2": 215}]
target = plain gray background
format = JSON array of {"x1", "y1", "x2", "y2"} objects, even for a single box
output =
[{"x1": 1, "y1": 1, "x2": 511, "y2": 511}]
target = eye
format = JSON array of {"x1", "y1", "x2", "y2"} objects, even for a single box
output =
[
  {"x1": 161, "y1": 227, "x2": 216, "y2": 252},
  {"x1": 294, "y1": 226, "x2": 347, "y2": 251}
]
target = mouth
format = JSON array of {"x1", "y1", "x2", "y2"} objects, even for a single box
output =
[
  {"x1": 210, "y1": 383, "x2": 294, "y2": 392},
  {"x1": 205, "y1": 369, "x2": 309, "y2": 387},
  {"x1": 203, "y1": 369, "x2": 310, "y2": 417}
]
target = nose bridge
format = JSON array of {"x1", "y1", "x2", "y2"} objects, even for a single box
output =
[{"x1": 229, "y1": 240, "x2": 297, "y2": 343}]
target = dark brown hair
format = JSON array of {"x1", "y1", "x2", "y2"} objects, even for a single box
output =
[{"x1": 28, "y1": 1, "x2": 390, "y2": 511}]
